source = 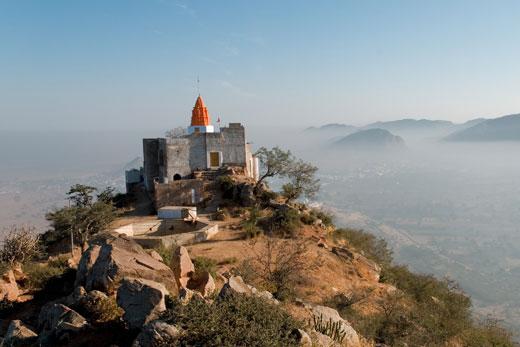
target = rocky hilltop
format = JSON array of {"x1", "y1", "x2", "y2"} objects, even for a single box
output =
[{"x1": 0, "y1": 169, "x2": 514, "y2": 347}]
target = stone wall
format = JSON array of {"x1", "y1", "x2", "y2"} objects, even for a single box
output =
[
  {"x1": 143, "y1": 139, "x2": 164, "y2": 191},
  {"x1": 165, "y1": 137, "x2": 191, "y2": 179},
  {"x1": 154, "y1": 179, "x2": 211, "y2": 209}
]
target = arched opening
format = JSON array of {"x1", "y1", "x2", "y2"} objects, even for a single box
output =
[{"x1": 173, "y1": 173, "x2": 182, "y2": 181}]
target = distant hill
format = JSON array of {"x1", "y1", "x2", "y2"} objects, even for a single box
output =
[
  {"x1": 305, "y1": 123, "x2": 358, "y2": 137},
  {"x1": 364, "y1": 119, "x2": 454, "y2": 132},
  {"x1": 332, "y1": 128, "x2": 406, "y2": 150},
  {"x1": 445, "y1": 114, "x2": 520, "y2": 142}
]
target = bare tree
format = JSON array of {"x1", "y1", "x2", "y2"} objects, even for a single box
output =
[
  {"x1": 0, "y1": 226, "x2": 41, "y2": 265},
  {"x1": 243, "y1": 237, "x2": 319, "y2": 300}
]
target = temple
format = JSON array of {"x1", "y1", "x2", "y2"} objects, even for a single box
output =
[{"x1": 140, "y1": 95, "x2": 259, "y2": 206}]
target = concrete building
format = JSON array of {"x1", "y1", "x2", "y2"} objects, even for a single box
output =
[{"x1": 143, "y1": 95, "x2": 259, "y2": 192}]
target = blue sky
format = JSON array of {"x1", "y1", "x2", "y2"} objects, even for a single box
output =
[{"x1": 1, "y1": 0, "x2": 520, "y2": 131}]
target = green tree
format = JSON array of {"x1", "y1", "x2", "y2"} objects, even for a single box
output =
[
  {"x1": 254, "y1": 147, "x2": 294, "y2": 190},
  {"x1": 46, "y1": 185, "x2": 117, "y2": 247},
  {"x1": 282, "y1": 159, "x2": 320, "y2": 203}
]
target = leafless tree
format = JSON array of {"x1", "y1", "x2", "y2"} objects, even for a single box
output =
[
  {"x1": 243, "y1": 237, "x2": 319, "y2": 300},
  {"x1": 0, "y1": 225, "x2": 41, "y2": 265}
]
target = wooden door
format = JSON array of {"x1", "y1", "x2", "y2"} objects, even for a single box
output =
[{"x1": 210, "y1": 152, "x2": 220, "y2": 167}]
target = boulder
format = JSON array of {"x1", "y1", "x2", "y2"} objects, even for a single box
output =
[
  {"x1": 309, "y1": 331, "x2": 340, "y2": 347},
  {"x1": 187, "y1": 271, "x2": 215, "y2": 297},
  {"x1": 64, "y1": 286, "x2": 87, "y2": 306},
  {"x1": 11, "y1": 263, "x2": 26, "y2": 282},
  {"x1": 132, "y1": 320, "x2": 182, "y2": 347},
  {"x1": 75, "y1": 234, "x2": 178, "y2": 295},
  {"x1": 0, "y1": 270, "x2": 20, "y2": 302},
  {"x1": 170, "y1": 246, "x2": 195, "y2": 289},
  {"x1": 117, "y1": 278, "x2": 169, "y2": 329},
  {"x1": 292, "y1": 328, "x2": 312, "y2": 347},
  {"x1": 218, "y1": 276, "x2": 253, "y2": 298},
  {"x1": 3, "y1": 320, "x2": 38, "y2": 347},
  {"x1": 149, "y1": 250, "x2": 164, "y2": 262},
  {"x1": 37, "y1": 303, "x2": 88, "y2": 342},
  {"x1": 218, "y1": 276, "x2": 279, "y2": 305},
  {"x1": 311, "y1": 305, "x2": 360, "y2": 347},
  {"x1": 178, "y1": 287, "x2": 205, "y2": 305}
]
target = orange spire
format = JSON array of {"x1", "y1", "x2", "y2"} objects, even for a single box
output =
[{"x1": 191, "y1": 95, "x2": 211, "y2": 126}]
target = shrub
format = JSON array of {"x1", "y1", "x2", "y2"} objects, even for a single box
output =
[
  {"x1": 154, "y1": 244, "x2": 175, "y2": 266},
  {"x1": 258, "y1": 189, "x2": 277, "y2": 204},
  {"x1": 161, "y1": 294, "x2": 301, "y2": 347},
  {"x1": 333, "y1": 228, "x2": 393, "y2": 267},
  {"x1": 312, "y1": 209, "x2": 333, "y2": 227},
  {"x1": 267, "y1": 207, "x2": 300, "y2": 238},
  {"x1": 300, "y1": 212, "x2": 317, "y2": 225},
  {"x1": 23, "y1": 256, "x2": 69, "y2": 290},
  {"x1": 0, "y1": 226, "x2": 42, "y2": 265},
  {"x1": 461, "y1": 318, "x2": 515, "y2": 347},
  {"x1": 218, "y1": 257, "x2": 238, "y2": 265},
  {"x1": 83, "y1": 295, "x2": 123, "y2": 324},
  {"x1": 242, "y1": 207, "x2": 262, "y2": 239},
  {"x1": 217, "y1": 175, "x2": 235, "y2": 200},
  {"x1": 193, "y1": 256, "x2": 217, "y2": 278}
]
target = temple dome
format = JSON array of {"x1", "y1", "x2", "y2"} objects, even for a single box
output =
[{"x1": 191, "y1": 95, "x2": 211, "y2": 126}]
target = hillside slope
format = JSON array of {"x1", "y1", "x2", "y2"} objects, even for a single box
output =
[{"x1": 445, "y1": 114, "x2": 520, "y2": 141}]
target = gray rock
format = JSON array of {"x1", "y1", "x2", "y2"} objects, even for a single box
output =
[
  {"x1": 178, "y1": 287, "x2": 205, "y2": 305},
  {"x1": 117, "y1": 278, "x2": 169, "y2": 329},
  {"x1": 37, "y1": 303, "x2": 88, "y2": 342},
  {"x1": 311, "y1": 305, "x2": 360, "y2": 347},
  {"x1": 310, "y1": 330, "x2": 340, "y2": 347},
  {"x1": 3, "y1": 320, "x2": 37, "y2": 347},
  {"x1": 218, "y1": 276, "x2": 279, "y2": 304},
  {"x1": 75, "y1": 234, "x2": 178, "y2": 295},
  {"x1": 218, "y1": 276, "x2": 253, "y2": 298},
  {"x1": 132, "y1": 320, "x2": 182, "y2": 347}
]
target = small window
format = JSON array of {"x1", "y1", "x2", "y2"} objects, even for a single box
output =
[
  {"x1": 173, "y1": 174, "x2": 181, "y2": 181},
  {"x1": 194, "y1": 127, "x2": 201, "y2": 133}
]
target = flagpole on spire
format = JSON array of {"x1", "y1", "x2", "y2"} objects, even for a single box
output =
[{"x1": 196, "y1": 75, "x2": 200, "y2": 96}]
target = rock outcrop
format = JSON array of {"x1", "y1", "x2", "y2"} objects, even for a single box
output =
[
  {"x1": 311, "y1": 305, "x2": 360, "y2": 347},
  {"x1": 75, "y1": 234, "x2": 178, "y2": 294},
  {"x1": 186, "y1": 271, "x2": 215, "y2": 297},
  {"x1": 170, "y1": 246, "x2": 194, "y2": 289},
  {"x1": 219, "y1": 276, "x2": 279, "y2": 305},
  {"x1": 3, "y1": 320, "x2": 38, "y2": 347},
  {"x1": 0, "y1": 270, "x2": 20, "y2": 302},
  {"x1": 117, "y1": 278, "x2": 169, "y2": 329},
  {"x1": 132, "y1": 320, "x2": 182, "y2": 347},
  {"x1": 37, "y1": 303, "x2": 88, "y2": 343}
]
